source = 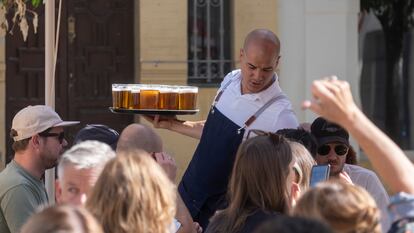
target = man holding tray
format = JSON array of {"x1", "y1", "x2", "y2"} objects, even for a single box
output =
[{"x1": 146, "y1": 29, "x2": 298, "y2": 229}]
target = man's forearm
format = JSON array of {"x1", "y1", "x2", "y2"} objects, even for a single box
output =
[
  {"x1": 170, "y1": 120, "x2": 205, "y2": 139},
  {"x1": 345, "y1": 109, "x2": 414, "y2": 194}
]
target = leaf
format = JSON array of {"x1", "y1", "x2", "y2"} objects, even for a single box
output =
[
  {"x1": 31, "y1": 10, "x2": 37, "y2": 33},
  {"x1": 0, "y1": 4, "x2": 8, "y2": 36},
  {"x1": 31, "y1": 0, "x2": 41, "y2": 8},
  {"x1": 19, "y1": 15, "x2": 28, "y2": 41}
]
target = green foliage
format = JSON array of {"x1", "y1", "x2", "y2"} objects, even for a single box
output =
[
  {"x1": 31, "y1": 0, "x2": 41, "y2": 8},
  {"x1": 0, "y1": 0, "x2": 42, "y2": 8}
]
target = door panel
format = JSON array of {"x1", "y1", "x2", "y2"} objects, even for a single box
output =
[{"x1": 66, "y1": 0, "x2": 134, "y2": 138}]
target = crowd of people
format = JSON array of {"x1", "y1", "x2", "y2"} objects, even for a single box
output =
[{"x1": 1, "y1": 28, "x2": 414, "y2": 233}]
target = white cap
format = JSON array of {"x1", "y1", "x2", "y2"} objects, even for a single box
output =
[{"x1": 11, "y1": 105, "x2": 80, "y2": 141}]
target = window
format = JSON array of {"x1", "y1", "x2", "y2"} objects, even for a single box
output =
[{"x1": 188, "y1": 0, "x2": 232, "y2": 85}]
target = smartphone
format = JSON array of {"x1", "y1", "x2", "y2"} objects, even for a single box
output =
[{"x1": 309, "y1": 165, "x2": 330, "y2": 187}]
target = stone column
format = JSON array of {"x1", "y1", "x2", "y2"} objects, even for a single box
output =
[{"x1": 278, "y1": 0, "x2": 360, "y2": 123}]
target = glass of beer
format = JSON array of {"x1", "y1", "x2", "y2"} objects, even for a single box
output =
[
  {"x1": 159, "y1": 86, "x2": 179, "y2": 110},
  {"x1": 140, "y1": 85, "x2": 160, "y2": 109},
  {"x1": 129, "y1": 85, "x2": 141, "y2": 109},
  {"x1": 179, "y1": 86, "x2": 198, "y2": 110},
  {"x1": 112, "y1": 84, "x2": 130, "y2": 109}
]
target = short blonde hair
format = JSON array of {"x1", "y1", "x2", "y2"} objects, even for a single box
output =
[
  {"x1": 289, "y1": 141, "x2": 316, "y2": 192},
  {"x1": 86, "y1": 150, "x2": 176, "y2": 233},
  {"x1": 293, "y1": 181, "x2": 381, "y2": 233},
  {"x1": 21, "y1": 204, "x2": 103, "y2": 233}
]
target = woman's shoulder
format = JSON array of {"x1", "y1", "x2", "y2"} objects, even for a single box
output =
[{"x1": 238, "y1": 210, "x2": 280, "y2": 233}]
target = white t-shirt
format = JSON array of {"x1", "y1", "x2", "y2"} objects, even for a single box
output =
[
  {"x1": 215, "y1": 69, "x2": 299, "y2": 134},
  {"x1": 343, "y1": 164, "x2": 391, "y2": 232}
]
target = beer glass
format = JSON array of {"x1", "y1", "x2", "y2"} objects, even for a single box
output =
[
  {"x1": 159, "y1": 86, "x2": 179, "y2": 110},
  {"x1": 112, "y1": 84, "x2": 130, "y2": 109},
  {"x1": 140, "y1": 85, "x2": 160, "y2": 109},
  {"x1": 129, "y1": 85, "x2": 141, "y2": 109},
  {"x1": 179, "y1": 86, "x2": 198, "y2": 110}
]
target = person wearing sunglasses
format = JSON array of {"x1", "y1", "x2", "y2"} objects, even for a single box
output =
[
  {"x1": 311, "y1": 116, "x2": 390, "y2": 232},
  {"x1": 0, "y1": 105, "x2": 79, "y2": 233}
]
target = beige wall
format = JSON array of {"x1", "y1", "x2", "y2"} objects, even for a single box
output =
[
  {"x1": 139, "y1": 0, "x2": 211, "y2": 180},
  {"x1": 0, "y1": 37, "x2": 5, "y2": 169},
  {"x1": 139, "y1": 0, "x2": 188, "y2": 84},
  {"x1": 233, "y1": 0, "x2": 279, "y2": 67}
]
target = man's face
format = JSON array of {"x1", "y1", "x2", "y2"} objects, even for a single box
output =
[
  {"x1": 239, "y1": 41, "x2": 280, "y2": 94},
  {"x1": 39, "y1": 126, "x2": 68, "y2": 169},
  {"x1": 56, "y1": 164, "x2": 102, "y2": 205},
  {"x1": 315, "y1": 142, "x2": 348, "y2": 176}
]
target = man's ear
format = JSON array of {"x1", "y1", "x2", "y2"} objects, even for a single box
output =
[
  {"x1": 30, "y1": 134, "x2": 41, "y2": 149},
  {"x1": 55, "y1": 179, "x2": 63, "y2": 204},
  {"x1": 275, "y1": 55, "x2": 281, "y2": 69},
  {"x1": 240, "y1": 48, "x2": 244, "y2": 61}
]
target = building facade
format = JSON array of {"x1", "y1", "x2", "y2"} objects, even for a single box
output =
[{"x1": 0, "y1": 0, "x2": 360, "y2": 178}]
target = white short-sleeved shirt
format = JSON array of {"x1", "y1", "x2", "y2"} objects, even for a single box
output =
[
  {"x1": 215, "y1": 69, "x2": 299, "y2": 134},
  {"x1": 343, "y1": 164, "x2": 391, "y2": 232}
]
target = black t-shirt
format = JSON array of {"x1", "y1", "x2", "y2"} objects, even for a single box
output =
[{"x1": 237, "y1": 210, "x2": 280, "y2": 233}]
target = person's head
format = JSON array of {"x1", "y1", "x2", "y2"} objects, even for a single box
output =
[
  {"x1": 240, "y1": 29, "x2": 281, "y2": 94},
  {"x1": 56, "y1": 140, "x2": 116, "y2": 205},
  {"x1": 293, "y1": 181, "x2": 381, "y2": 233},
  {"x1": 86, "y1": 149, "x2": 176, "y2": 233},
  {"x1": 311, "y1": 117, "x2": 350, "y2": 176},
  {"x1": 11, "y1": 105, "x2": 79, "y2": 169},
  {"x1": 277, "y1": 128, "x2": 318, "y2": 158},
  {"x1": 208, "y1": 132, "x2": 294, "y2": 233},
  {"x1": 20, "y1": 204, "x2": 103, "y2": 233},
  {"x1": 254, "y1": 215, "x2": 333, "y2": 233},
  {"x1": 74, "y1": 124, "x2": 119, "y2": 150},
  {"x1": 289, "y1": 141, "x2": 316, "y2": 193},
  {"x1": 116, "y1": 123, "x2": 162, "y2": 153}
]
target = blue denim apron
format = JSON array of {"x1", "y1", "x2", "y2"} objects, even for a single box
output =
[{"x1": 178, "y1": 80, "x2": 285, "y2": 229}]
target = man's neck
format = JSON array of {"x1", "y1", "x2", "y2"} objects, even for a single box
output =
[{"x1": 13, "y1": 152, "x2": 44, "y2": 179}]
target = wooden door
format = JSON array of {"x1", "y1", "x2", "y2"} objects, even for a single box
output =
[{"x1": 5, "y1": 0, "x2": 135, "y2": 162}]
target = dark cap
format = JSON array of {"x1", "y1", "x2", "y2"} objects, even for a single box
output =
[
  {"x1": 311, "y1": 117, "x2": 349, "y2": 146},
  {"x1": 74, "y1": 124, "x2": 119, "y2": 150}
]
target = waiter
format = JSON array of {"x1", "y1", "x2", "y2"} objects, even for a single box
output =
[{"x1": 146, "y1": 29, "x2": 298, "y2": 229}]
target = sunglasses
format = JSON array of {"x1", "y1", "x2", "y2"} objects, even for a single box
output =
[
  {"x1": 39, "y1": 131, "x2": 65, "y2": 144},
  {"x1": 317, "y1": 144, "x2": 348, "y2": 156}
]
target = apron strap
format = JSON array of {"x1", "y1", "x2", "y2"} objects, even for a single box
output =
[
  {"x1": 237, "y1": 94, "x2": 287, "y2": 134},
  {"x1": 211, "y1": 79, "x2": 233, "y2": 113}
]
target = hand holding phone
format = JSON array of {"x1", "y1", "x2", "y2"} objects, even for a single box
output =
[{"x1": 309, "y1": 165, "x2": 330, "y2": 187}]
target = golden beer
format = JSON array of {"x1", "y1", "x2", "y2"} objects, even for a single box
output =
[
  {"x1": 129, "y1": 91, "x2": 140, "y2": 109},
  {"x1": 112, "y1": 84, "x2": 130, "y2": 109},
  {"x1": 159, "y1": 88, "x2": 179, "y2": 110},
  {"x1": 120, "y1": 90, "x2": 131, "y2": 109},
  {"x1": 112, "y1": 90, "x2": 123, "y2": 109},
  {"x1": 179, "y1": 92, "x2": 197, "y2": 110},
  {"x1": 140, "y1": 89, "x2": 159, "y2": 109}
]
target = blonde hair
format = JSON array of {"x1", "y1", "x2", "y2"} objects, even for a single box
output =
[
  {"x1": 293, "y1": 181, "x2": 381, "y2": 233},
  {"x1": 21, "y1": 204, "x2": 103, "y2": 233},
  {"x1": 289, "y1": 141, "x2": 316, "y2": 192},
  {"x1": 86, "y1": 150, "x2": 176, "y2": 233}
]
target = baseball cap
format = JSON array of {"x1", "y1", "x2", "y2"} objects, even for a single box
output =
[
  {"x1": 74, "y1": 124, "x2": 119, "y2": 150},
  {"x1": 310, "y1": 117, "x2": 349, "y2": 146},
  {"x1": 11, "y1": 105, "x2": 80, "y2": 141}
]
